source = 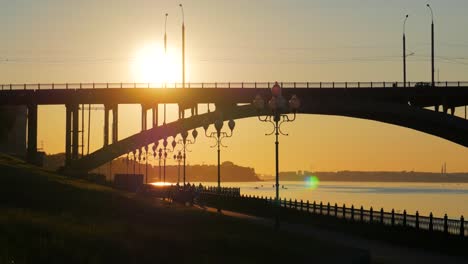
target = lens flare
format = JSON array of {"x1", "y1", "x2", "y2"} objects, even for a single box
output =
[{"x1": 305, "y1": 175, "x2": 320, "y2": 190}]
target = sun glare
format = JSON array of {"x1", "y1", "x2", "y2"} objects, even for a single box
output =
[{"x1": 131, "y1": 43, "x2": 179, "y2": 85}]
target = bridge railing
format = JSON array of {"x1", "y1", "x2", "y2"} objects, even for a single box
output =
[{"x1": 2, "y1": 81, "x2": 468, "y2": 91}]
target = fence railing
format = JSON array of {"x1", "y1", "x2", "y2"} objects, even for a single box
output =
[
  {"x1": 237, "y1": 195, "x2": 466, "y2": 237},
  {"x1": 201, "y1": 186, "x2": 241, "y2": 197},
  {"x1": 1, "y1": 81, "x2": 468, "y2": 91}
]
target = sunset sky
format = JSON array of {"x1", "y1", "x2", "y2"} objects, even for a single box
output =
[{"x1": 0, "y1": 0, "x2": 467, "y2": 174}]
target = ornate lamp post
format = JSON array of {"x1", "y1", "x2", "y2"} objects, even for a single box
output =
[
  {"x1": 176, "y1": 129, "x2": 198, "y2": 186},
  {"x1": 173, "y1": 151, "x2": 183, "y2": 185},
  {"x1": 125, "y1": 153, "x2": 129, "y2": 174},
  {"x1": 203, "y1": 119, "x2": 235, "y2": 192},
  {"x1": 144, "y1": 145, "x2": 149, "y2": 184},
  {"x1": 162, "y1": 138, "x2": 177, "y2": 183},
  {"x1": 157, "y1": 147, "x2": 163, "y2": 182},
  {"x1": 253, "y1": 81, "x2": 301, "y2": 230},
  {"x1": 132, "y1": 150, "x2": 136, "y2": 175}
]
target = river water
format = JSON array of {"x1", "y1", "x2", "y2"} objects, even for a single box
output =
[{"x1": 195, "y1": 181, "x2": 468, "y2": 218}]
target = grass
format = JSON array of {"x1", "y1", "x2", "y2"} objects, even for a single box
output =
[{"x1": 0, "y1": 155, "x2": 368, "y2": 264}]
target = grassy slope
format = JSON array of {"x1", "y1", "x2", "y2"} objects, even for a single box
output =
[{"x1": 0, "y1": 155, "x2": 367, "y2": 264}]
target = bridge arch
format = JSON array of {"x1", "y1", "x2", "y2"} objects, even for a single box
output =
[{"x1": 68, "y1": 99, "x2": 468, "y2": 173}]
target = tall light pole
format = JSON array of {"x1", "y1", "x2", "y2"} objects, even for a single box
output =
[
  {"x1": 427, "y1": 4, "x2": 435, "y2": 88},
  {"x1": 179, "y1": 4, "x2": 185, "y2": 90},
  {"x1": 177, "y1": 129, "x2": 198, "y2": 186},
  {"x1": 174, "y1": 151, "x2": 183, "y2": 185},
  {"x1": 253, "y1": 82, "x2": 301, "y2": 230},
  {"x1": 163, "y1": 138, "x2": 177, "y2": 183},
  {"x1": 403, "y1": 14, "x2": 408, "y2": 88},
  {"x1": 164, "y1": 13, "x2": 168, "y2": 125},
  {"x1": 144, "y1": 145, "x2": 149, "y2": 184},
  {"x1": 203, "y1": 119, "x2": 235, "y2": 192}
]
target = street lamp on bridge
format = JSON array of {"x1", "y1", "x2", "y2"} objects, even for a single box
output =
[
  {"x1": 253, "y1": 82, "x2": 301, "y2": 230},
  {"x1": 427, "y1": 4, "x2": 435, "y2": 88},
  {"x1": 203, "y1": 118, "x2": 235, "y2": 193},
  {"x1": 403, "y1": 14, "x2": 408, "y2": 88}
]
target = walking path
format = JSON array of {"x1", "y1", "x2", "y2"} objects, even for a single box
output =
[{"x1": 195, "y1": 205, "x2": 467, "y2": 264}]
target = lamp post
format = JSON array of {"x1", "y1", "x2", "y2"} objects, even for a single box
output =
[
  {"x1": 173, "y1": 151, "x2": 183, "y2": 185},
  {"x1": 163, "y1": 138, "x2": 177, "y2": 183},
  {"x1": 176, "y1": 129, "x2": 198, "y2": 186},
  {"x1": 158, "y1": 147, "x2": 163, "y2": 182},
  {"x1": 144, "y1": 145, "x2": 149, "y2": 184},
  {"x1": 203, "y1": 119, "x2": 235, "y2": 192},
  {"x1": 179, "y1": 4, "x2": 185, "y2": 90},
  {"x1": 126, "y1": 153, "x2": 129, "y2": 174},
  {"x1": 403, "y1": 14, "x2": 408, "y2": 88},
  {"x1": 164, "y1": 13, "x2": 168, "y2": 125},
  {"x1": 132, "y1": 150, "x2": 136, "y2": 175},
  {"x1": 427, "y1": 4, "x2": 435, "y2": 88},
  {"x1": 253, "y1": 82, "x2": 301, "y2": 230}
]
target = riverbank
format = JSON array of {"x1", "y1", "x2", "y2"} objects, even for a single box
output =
[{"x1": 0, "y1": 155, "x2": 367, "y2": 263}]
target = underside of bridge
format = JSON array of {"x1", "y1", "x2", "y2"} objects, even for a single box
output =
[{"x1": 66, "y1": 98, "x2": 468, "y2": 174}]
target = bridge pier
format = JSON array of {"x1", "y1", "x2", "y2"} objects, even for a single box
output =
[
  {"x1": 141, "y1": 105, "x2": 148, "y2": 131},
  {"x1": 65, "y1": 104, "x2": 79, "y2": 166},
  {"x1": 26, "y1": 104, "x2": 38, "y2": 164},
  {"x1": 72, "y1": 105, "x2": 79, "y2": 160},
  {"x1": 103, "y1": 105, "x2": 110, "y2": 147},
  {"x1": 152, "y1": 106, "x2": 158, "y2": 127},
  {"x1": 112, "y1": 105, "x2": 118, "y2": 144}
]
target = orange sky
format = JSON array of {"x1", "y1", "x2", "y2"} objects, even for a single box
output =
[{"x1": 1, "y1": 0, "x2": 467, "y2": 174}]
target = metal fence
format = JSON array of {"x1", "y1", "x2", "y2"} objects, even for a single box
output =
[
  {"x1": 237, "y1": 195, "x2": 466, "y2": 237},
  {"x1": 2, "y1": 81, "x2": 468, "y2": 90}
]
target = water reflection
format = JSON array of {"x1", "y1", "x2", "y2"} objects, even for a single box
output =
[{"x1": 194, "y1": 181, "x2": 468, "y2": 218}]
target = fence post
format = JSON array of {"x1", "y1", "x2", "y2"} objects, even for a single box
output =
[
  {"x1": 360, "y1": 206, "x2": 364, "y2": 222},
  {"x1": 343, "y1": 204, "x2": 346, "y2": 219},
  {"x1": 429, "y1": 212, "x2": 433, "y2": 232},
  {"x1": 351, "y1": 205, "x2": 354, "y2": 221},
  {"x1": 306, "y1": 200, "x2": 310, "y2": 213},
  {"x1": 319, "y1": 201, "x2": 323, "y2": 215},
  {"x1": 327, "y1": 202, "x2": 330, "y2": 216},
  {"x1": 294, "y1": 199, "x2": 298, "y2": 209},
  {"x1": 380, "y1": 208, "x2": 384, "y2": 224},
  {"x1": 335, "y1": 203, "x2": 338, "y2": 217},
  {"x1": 416, "y1": 211, "x2": 419, "y2": 230},
  {"x1": 300, "y1": 200, "x2": 303, "y2": 212},
  {"x1": 403, "y1": 210, "x2": 407, "y2": 227},
  {"x1": 313, "y1": 201, "x2": 316, "y2": 214},
  {"x1": 370, "y1": 207, "x2": 373, "y2": 223},
  {"x1": 289, "y1": 198, "x2": 292, "y2": 209},
  {"x1": 391, "y1": 209, "x2": 395, "y2": 226},
  {"x1": 443, "y1": 214, "x2": 448, "y2": 234},
  {"x1": 460, "y1": 215, "x2": 464, "y2": 237}
]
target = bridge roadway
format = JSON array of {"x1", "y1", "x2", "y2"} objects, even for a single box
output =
[
  {"x1": 1, "y1": 84, "x2": 468, "y2": 108},
  {"x1": 0, "y1": 82, "x2": 467, "y2": 172}
]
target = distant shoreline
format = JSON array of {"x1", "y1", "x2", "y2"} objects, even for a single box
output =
[{"x1": 260, "y1": 171, "x2": 468, "y2": 184}]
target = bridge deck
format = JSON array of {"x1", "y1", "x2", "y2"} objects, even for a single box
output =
[{"x1": 1, "y1": 86, "x2": 468, "y2": 108}]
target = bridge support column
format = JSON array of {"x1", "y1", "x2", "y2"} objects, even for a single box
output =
[
  {"x1": 152, "y1": 106, "x2": 158, "y2": 128},
  {"x1": 26, "y1": 104, "x2": 38, "y2": 164},
  {"x1": 65, "y1": 105, "x2": 72, "y2": 166},
  {"x1": 72, "y1": 104, "x2": 79, "y2": 160},
  {"x1": 450, "y1": 107, "x2": 455, "y2": 116},
  {"x1": 141, "y1": 105, "x2": 147, "y2": 131},
  {"x1": 103, "y1": 105, "x2": 110, "y2": 147},
  {"x1": 112, "y1": 105, "x2": 118, "y2": 144}
]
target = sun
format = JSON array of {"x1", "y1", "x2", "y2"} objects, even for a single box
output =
[{"x1": 131, "y1": 43, "x2": 179, "y2": 85}]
